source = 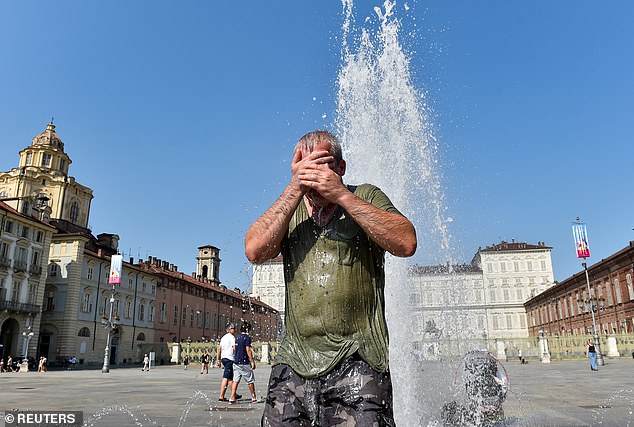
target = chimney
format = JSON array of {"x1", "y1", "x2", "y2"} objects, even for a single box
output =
[
  {"x1": 129, "y1": 257, "x2": 134, "y2": 264},
  {"x1": 174, "y1": 265, "x2": 178, "y2": 272}
]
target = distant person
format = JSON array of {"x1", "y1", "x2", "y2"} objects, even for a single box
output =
[
  {"x1": 200, "y1": 350, "x2": 210, "y2": 374},
  {"x1": 7, "y1": 356, "x2": 14, "y2": 372},
  {"x1": 217, "y1": 324, "x2": 241, "y2": 402},
  {"x1": 246, "y1": 131, "x2": 416, "y2": 426},
  {"x1": 586, "y1": 339, "x2": 598, "y2": 371},
  {"x1": 229, "y1": 324, "x2": 258, "y2": 404},
  {"x1": 0, "y1": 358, "x2": 4, "y2": 373},
  {"x1": 142, "y1": 354, "x2": 150, "y2": 371},
  {"x1": 183, "y1": 355, "x2": 189, "y2": 370}
]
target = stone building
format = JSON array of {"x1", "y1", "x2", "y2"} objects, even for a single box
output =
[
  {"x1": 0, "y1": 201, "x2": 55, "y2": 363},
  {"x1": 250, "y1": 255, "x2": 285, "y2": 335},
  {"x1": 139, "y1": 254, "x2": 279, "y2": 357},
  {"x1": 525, "y1": 241, "x2": 634, "y2": 344},
  {"x1": 410, "y1": 241, "x2": 555, "y2": 358}
]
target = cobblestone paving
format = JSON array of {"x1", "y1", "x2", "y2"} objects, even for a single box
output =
[{"x1": 0, "y1": 358, "x2": 632, "y2": 426}]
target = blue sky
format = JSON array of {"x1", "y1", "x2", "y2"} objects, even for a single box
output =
[{"x1": 1, "y1": 1, "x2": 632, "y2": 290}]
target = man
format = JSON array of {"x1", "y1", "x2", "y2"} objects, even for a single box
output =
[
  {"x1": 228, "y1": 324, "x2": 258, "y2": 404},
  {"x1": 142, "y1": 353, "x2": 150, "y2": 371},
  {"x1": 216, "y1": 324, "x2": 241, "y2": 402},
  {"x1": 200, "y1": 350, "x2": 210, "y2": 374},
  {"x1": 245, "y1": 130, "x2": 417, "y2": 426}
]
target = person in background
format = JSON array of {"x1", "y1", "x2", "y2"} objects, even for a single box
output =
[
  {"x1": 586, "y1": 339, "x2": 598, "y2": 371},
  {"x1": 217, "y1": 324, "x2": 241, "y2": 402},
  {"x1": 200, "y1": 350, "x2": 210, "y2": 374},
  {"x1": 229, "y1": 324, "x2": 258, "y2": 404}
]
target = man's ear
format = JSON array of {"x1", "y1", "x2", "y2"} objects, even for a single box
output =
[{"x1": 337, "y1": 159, "x2": 346, "y2": 177}]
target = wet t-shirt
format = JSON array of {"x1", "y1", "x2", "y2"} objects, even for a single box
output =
[{"x1": 277, "y1": 183, "x2": 403, "y2": 378}]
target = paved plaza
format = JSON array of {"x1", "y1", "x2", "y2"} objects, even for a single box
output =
[{"x1": 0, "y1": 358, "x2": 632, "y2": 426}]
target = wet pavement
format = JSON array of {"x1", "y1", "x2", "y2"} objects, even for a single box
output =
[{"x1": 0, "y1": 358, "x2": 632, "y2": 426}]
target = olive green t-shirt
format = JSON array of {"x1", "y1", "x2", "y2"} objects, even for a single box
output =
[{"x1": 276, "y1": 183, "x2": 403, "y2": 378}]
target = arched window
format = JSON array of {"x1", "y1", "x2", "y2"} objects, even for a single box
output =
[
  {"x1": 69, "y1": 201, "x2": 79, "y2": 224},
  {"x1": 137, "y1": 332, "x2": 146, "y2": 341},
  {"x1": 202, "y1": 265, "x2": 208, "y2": 278},
  {"x1": 78, "y1": 327, "x2": 91, "y2": 337}
]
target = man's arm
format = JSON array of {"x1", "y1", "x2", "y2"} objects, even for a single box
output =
[
  {"x1": 298, "y1": 164, "x2": 417, "y2": 257},
  {"x1": 338, "y1": 191, "x2": 417, "y2": 257},
  {"x1": 246, "y1": 346, "x2": 256, "y2": 370},
  {"x1": 244, "y1": 147, "x2": 335, "y2": 264}
]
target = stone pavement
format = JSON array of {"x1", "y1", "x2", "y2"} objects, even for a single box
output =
[{"x1": 0, "y1": 358, "x2": 632, "y2": 426}]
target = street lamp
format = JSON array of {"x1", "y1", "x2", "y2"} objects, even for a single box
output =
[
  {"x1": 576, "y1": 293, "x2": 605, "y2": 366},
  {"x1": 21, "y1": 326, "x2": 34, "y2": 372},
  {"x1": 101, "y1": 288, "x2": 119, "y2": 373}
]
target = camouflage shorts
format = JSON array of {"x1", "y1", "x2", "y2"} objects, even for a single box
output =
[{"x1": 261, "y1": 356, "x2": 395, "y2": 427}]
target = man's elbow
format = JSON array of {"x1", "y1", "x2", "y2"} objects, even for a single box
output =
[{"x1": 400, "y1": 238, "x2": 417, "y2": 258}]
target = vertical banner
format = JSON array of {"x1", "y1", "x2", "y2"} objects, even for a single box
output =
[
  {"x1": 108, "y1": 254, "x2": 123, "y2": 285},
  {"x1": 572, "y1": 223, "x2": 591, "y2": 259}
]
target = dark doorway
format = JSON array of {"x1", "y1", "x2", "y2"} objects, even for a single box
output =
[{"x1": 0, "y1": 318, "x2": 20, "y2": 358}]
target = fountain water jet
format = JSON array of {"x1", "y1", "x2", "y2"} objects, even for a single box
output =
[{"x1": 335, "y1": 1, "x2": 454, "y2": 424}]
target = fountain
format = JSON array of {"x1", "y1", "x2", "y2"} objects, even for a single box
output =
[{"x1": 334, "y1": 1, "x2": 487, "y2": 425}]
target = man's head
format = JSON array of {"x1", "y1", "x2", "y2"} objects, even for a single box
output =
[
  {"x1": 240, "y1": 324, "x2": 249, "y2": 334},
  {"x1": 227, "y1": 323, "x2": 236, "y2": 333},
  {"x1": 298, "y1": 130, "x2": 343, "y2": 163}
]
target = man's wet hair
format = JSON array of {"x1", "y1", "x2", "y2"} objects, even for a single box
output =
[{"x1": 298, "y1": 130, "x2": 343, "y2": 162}]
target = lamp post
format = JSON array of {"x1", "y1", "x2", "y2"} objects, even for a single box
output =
[
  {"x1": 101, "y1": 286, "x2": 119, "y2": 373},
  {"x1": 577, "y1": 292, "x2": 605, "y2": 366},
  {"x1": 572, "y1": 219, "x2": 604, "y2": 366},
  {"x1": 21, "y1": 326, "x2": 34, "y2": 372}
]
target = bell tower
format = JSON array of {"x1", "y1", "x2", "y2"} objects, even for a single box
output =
[
  {"x1": 196, "y1": 245, "x2": 221, "y2": 285},
  {"x1": 0, "y1": 122, "x2": 94, "y2": 230}
]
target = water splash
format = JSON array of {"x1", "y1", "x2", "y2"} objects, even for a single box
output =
[
  {"x1": 335, "y1": 1, "x2": 452, "y2": 425},
  {"x1": 83, "y1": 404, "x2": 155, "y2": 426}
]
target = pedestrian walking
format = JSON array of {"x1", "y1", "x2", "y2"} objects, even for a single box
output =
[
  {"x1": 142, "y1": 354, "x2": 150, "y2": 371},
  {"x1": 229, "y1": 324, "x2": 258, "y2": 404},
  {"x1": 586, "y1": 339, "x2": 598, "y2": 371},
  {"x1": 200, "y1": 350, "x2": 210, "y2": 374}
]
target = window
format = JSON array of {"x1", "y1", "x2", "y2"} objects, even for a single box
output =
[
  {"x1": 182, "y1": 307, "x2": 187, "y2": 323},
  {"x1": 87, "y1": 266, "x2": 93, "y2": 280},
  {"x1": 125, "y1": 301, "x2": 132, "y2": 319},
  {"x1": 142, "y1": 281, "x2": 147, "y2": 293},
  {"x1": 114, "y1": 299, "x2": 120, "y2": 317},
  {"x1": 615, "y1": 279, "x2": 622, "y2": 304},
  {"x1": 59, "y1": 158, "x2": 66, "y2": 171},
  {"x1": 527, "y1": 261, "x2": 533, "y2": 271},
  {"x1": 49, "y1": 263, "x2": 58, "y2": 276},
  {"x1": 605, "y1": 282, "x2": 613, "y2": 306},
  {"x1": 516, "y1": 289, "x2": 523, "y2": 300},
  {"x1": 505, "y1": 315, "x2": 513, "y2": 329},
  {"x1": 137, "y1": 333, "x2": 146, "y2": 341},
  {"x1": 503, "y1": 289, "x2": 509, "y2": 302},
  {"x1": 513, "y1": 261, "x2": 519, "y2": 272},
  {"x1": 69, "y1": 202, "x2": 79, "y2": 224},
  {"x1": 500, "y1": 262, "x2": 506, "y2": 273},
  {"x1": 25, "y1": 151, "x2": 33, "y2": 165},
  {"x1": 81, "y1": 293, "x2": 91, "y2": 313},
  {"x1": 36, "y1": 230, "x2": 44, "y2": 242},
  {"x1": 489, "y1": 290, "x2": 496, "y2": 303},
  {"x1": 128, "y1": 278, "x2": 134, "y2": 289},
  {"x1": 28, "y1": 283, "x2": 37, "y2": 304},
  {"x1": 190, "y1": 309, "x2": 195, "y2": 327},
  {"x1": 4, "y1": 220, "x2": 13, "y2": 233},
  {"x1": 160, "y1": 303, "x2": 167, "y2": 323},
  {"x1": 149, "y1": 304, "x2": 154, "y2": 322},
  {"x1": 139, "y1": 303, "x2": 145, "y2": 321},
  {"x1": 11, "y1": 281, "x2": 21, "y2": 302},
  {"x1": 45, "y1": 291, "x2": 55, "y2": 311},
  {"x1": 41, "y1": 153, "x2": 52, "y2": 167},
  {"x1": 78, "y1": 327, "x2": 91, "y2": 337},
  {"x1": 151, "y1": 284, "x2": 156, "y2": 295},
  {"x1": 0, "y1": 242, "x2": 8, "y2": 258},
  {"x1": 173, "y1": 305, "x2": 178, "y2": 325},
  {"x1": 21, "y1": 226, "x2": 30, "y2": 238},
  {"x1": 101, "y1": 295, "x2": 108, "y2": 316},
  {"x1": 627, "y1": 274, "x2": 634, "y2": 300},
  {"x1": 541, "y1": 260, "x2": 547, "y2": 270},
  {"x1": 197, "y1": 311, "x2": 203, "y2": 328}
]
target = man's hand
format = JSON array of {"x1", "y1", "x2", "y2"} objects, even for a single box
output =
[{"x1": 292, "y1": 144, "x2": 335, "y2": 193}]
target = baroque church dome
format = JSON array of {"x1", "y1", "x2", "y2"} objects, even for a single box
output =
[{"x1": 31, "y1": 123, "x2": 64, "y2": 151}]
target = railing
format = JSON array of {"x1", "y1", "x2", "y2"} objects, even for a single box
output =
[
  {"x1": 14, "y1": 260, "x2": 27, "y2": 272},
  {"x1": 0, "y1": 256, "x2": 11, "y2": 268},
  {"x1": 0, "y1": 300, "x2": 40, "y2": 314},
  {"x1": 29, "y1": 264, "x2": 42, "y2": 275}
]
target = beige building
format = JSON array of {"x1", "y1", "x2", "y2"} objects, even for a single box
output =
[
  {"x1": 250, "y1": 255, "x2": 285, "y2": 335},
  {"x1": 0, "y1": 201, "x2": 55, "y2": 363},
  {"x1": 1, "y1": 122, "x2": 156, "y2": 367},
  {"x1": 410, "y1": 241, "x2": 555, "y2": 358}
]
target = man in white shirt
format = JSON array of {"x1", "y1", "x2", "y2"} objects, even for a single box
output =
[{"x1": 216, "y1": 323, "x2": 241, "y2": 401}]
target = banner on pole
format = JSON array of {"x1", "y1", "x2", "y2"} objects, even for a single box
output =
[
  {"x1": 572, "y1": 223, "x2": 590, "y2": 259},
  {"x1": 108, "y1": 254, "x2": 123, "y2": 285}
]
